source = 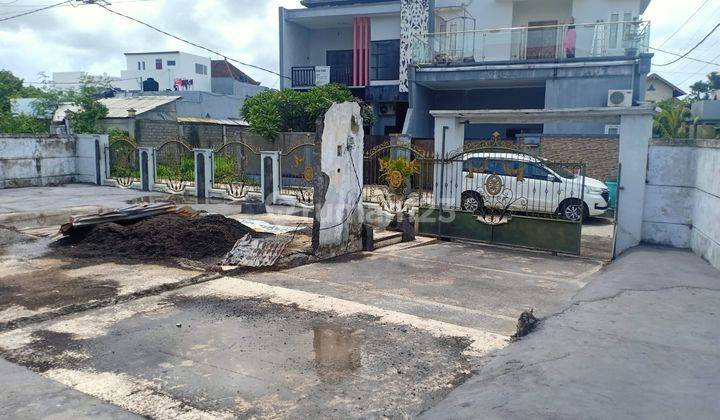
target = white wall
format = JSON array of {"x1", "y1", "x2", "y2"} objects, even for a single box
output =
[
  {"x1": 642, "y1": 139, "x2": 720, "y2": 271},
  {"x1": 119, "y1": 52, "x2": 212, "y2": 92},
  {"x1": 645, "y1": 80, "x2": 674, "y2": 103},
  {"x1": 0, "y1": 134, "x2": 107, "y2": 188},
  {"x1": 308, "y1": 27, "x2": 354, "y2": 65},
  {"x1": 371, "y1": 15, "x2": 401, "y2": 40},
  {"x1": 512, "y1": 0, "x2": 573, "y2": 26},
  {"x1": 571, "y1": 0, "x2": 642, "y2": 23}
]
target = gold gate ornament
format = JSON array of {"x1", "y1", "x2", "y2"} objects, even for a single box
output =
[{"x1": 484, "y1": 174, "x2": 503, "y2": 196}]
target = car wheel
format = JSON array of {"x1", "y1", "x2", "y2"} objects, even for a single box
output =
[
  {"x1": 560, "y1": 199, "x2": 587, "y2": 222},
  {"x1": 461, "y1": 191, "x2": 483, "y2": 213}
]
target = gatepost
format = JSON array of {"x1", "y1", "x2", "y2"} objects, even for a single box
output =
[
  {"x1": 193, "y1": 148, "x2": 214, "y2": 199},
  {"x1": 260, "y1": 151, "x2": 280, "y2": 204},
  {"x1": 138, "y1": 147, "x2": 156, "y2": 191},
  {"x1": 311, "y1": 102, "x2": 365, "y2": 257}
]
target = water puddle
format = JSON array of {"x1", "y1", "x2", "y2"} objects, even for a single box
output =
[{"x1": 313, "y1": 323, "x2": 363, "y2": 382}]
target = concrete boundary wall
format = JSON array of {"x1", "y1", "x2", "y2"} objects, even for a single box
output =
[
  {"x1": 642, "y1": 139, "x2": 720, "y2": 270},
  {"x1": 0, "y1": 134, "x2": 107, "y2": 189}
]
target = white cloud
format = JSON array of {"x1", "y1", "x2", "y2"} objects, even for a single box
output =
[
  {"x1": 644, "y1": 0, "x2": 720, "y2": 92},
  {"x1": 1, "y1": 0, "x2": 712, "y2": 94},
  {"x1": 0, "y1": 0, "x2": 302, "y2": 88}
]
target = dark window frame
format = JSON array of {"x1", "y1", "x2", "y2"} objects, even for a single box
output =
[
  {"x1": 155, "y1": 59, "x2": 163, "y2": 70},
  {"x1": 370, "y1": 39, "x2": 400, "y2": 81}
]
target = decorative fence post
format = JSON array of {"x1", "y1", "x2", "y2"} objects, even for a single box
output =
[
  {"x1": 96, "y1": 134, "x2": 109, "y2": 186},
  {"x1": 260, "y1": 151, "x2": 280, "y2": 204},
  {"x1": 138, "y1": 147, "x2": 156, "y2": 192},
  {"x1": 193, "y1": 148, "x2": 214, "y2": 199}
]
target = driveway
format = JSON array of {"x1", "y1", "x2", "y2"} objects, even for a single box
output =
[{"x1": 0, "y1": 241, "x2": 602, "y2": 418}]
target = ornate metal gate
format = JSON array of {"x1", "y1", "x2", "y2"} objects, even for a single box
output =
[
  {"x1": 107, "y1": 139, "x2": 139, "y2": 188},
  {"x1": 417, "y1": 139, "x2": 586, "y2": 254},
  {"x1": 362, "y1": 142, "x2": 433, "y2": 214},
  {"x1": 213, "y1": 141, "x2": 261, "y2": 201},
  {"x1": 280, "y1": 143, "x2": 315, "y2": 206},
  {"x1": 155, "y1": 141, "x2": 194, "y2": 194}
]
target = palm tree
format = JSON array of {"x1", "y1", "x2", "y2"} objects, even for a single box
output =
[{"x1": 653, "y1": 99, "x2": 690, "y2": 139}]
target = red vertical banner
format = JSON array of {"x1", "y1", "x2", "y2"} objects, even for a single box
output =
[
  {"x1": 353, "y1": 17, "x2": 358, "y2": 86},
  {"x1": 365, "y1": 17, "x2": 370, "y2": 86},
  {"x1": 353, "y1": 17, "x2": 371, "y2": 86}
]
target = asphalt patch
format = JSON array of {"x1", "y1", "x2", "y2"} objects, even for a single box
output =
[
  {"x1": 0, "y1": 268, "x2": 119, "y2": 311},
  {"x1": 2, "y1": 295, "x2": 474, "y2": 418}
]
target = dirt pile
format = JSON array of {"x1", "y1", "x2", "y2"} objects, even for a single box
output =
[{"x1": 55, "y1": 214, "x2": 253, "y2": 261}]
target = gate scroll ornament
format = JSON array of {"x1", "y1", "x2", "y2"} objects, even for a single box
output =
[
  {"x1": 281, "y1": 144, "x2": 314, "y2": 206},
  {"x1": 214, "y1": 142, "x2": 261, "y2": 201}
]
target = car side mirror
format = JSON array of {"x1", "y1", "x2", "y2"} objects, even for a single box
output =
[{"x1": 547, "y1": 174, "x2": 556, "y2": 181}]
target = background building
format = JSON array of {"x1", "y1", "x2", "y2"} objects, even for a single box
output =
[{"x1": 117, "y1": 51, "x2": 213, "y2": 92}]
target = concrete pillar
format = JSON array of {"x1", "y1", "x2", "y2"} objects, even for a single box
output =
[
  {"x1": 614, "y1": 113, "x2": 653, "y2": 257},
  {"x1": 432, "y1": 116, "x2": 465, "y2": 208},
  {"x1": 260, "y1": 151, "x2": 280, "y2": 204},
  {"x1": 127, "y1": 109, "x2": 137, "y2": 140},
  {"x1": 193, "y1": 148, "x2": 213, "y2": 199},
  {"x1": 312, "y1": 102, "x2": 365, "y2": 256},
  {"x1": 96, "y1": 134, "x2": 109, "y2": 185},
  {"x1": 138, "y1": 147, "x2": 156, "y2": 191}
]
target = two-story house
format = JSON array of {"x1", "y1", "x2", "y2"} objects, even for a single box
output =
[
  {"x1": 118, "y1": 51, "x2": 213, "y2": 92},
  {"x1": 279, "y1": 0, "x2": 652, "y2": 139}
]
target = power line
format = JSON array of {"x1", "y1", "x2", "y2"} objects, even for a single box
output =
[
  {"x1": 0, "y1": 0, "x2": 69, "y2": 22},
  {"x1": 677, "y1": 51, "x2": 720, "y2": 85},
  {"x1": 654, "y1": 22, "x2": 720, "y2": 66},
  {"x1": 93, "y1": 2, "x2": 289, "y2": 80},
  {"x1": 658, "y1": 0, "x2": 713, "y2": 47},
  {"x1": 648, "y1": 45, "x2": 720, "y2": 66}
]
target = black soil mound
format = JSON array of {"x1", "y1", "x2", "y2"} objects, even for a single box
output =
[{"x1": 54, "y1": 214, "x2": 252, "y2": 261}]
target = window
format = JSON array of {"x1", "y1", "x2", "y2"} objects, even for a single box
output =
[
  {"x1": 167, "y1": 60, "x2": 176, "y2": 66},
  {"x1": 609, "y1": 12, "x2": 634, "y2": 49},
  {"x1": 155, "y1": 59, "x2": 163, "y2": 70},
  {"x1": 137, "y1": 61, "x2": 146, "y2": 70},
  {"x1": 195, "y1": 63, "x2": 207, "y2": 75},
  {"x1": 605, "y1": 124, "x2": 620, "y2": 135},
  {"x1": 370, "y1": 40, "x2": 400, "y2": 81},
  {"x1": 525, "y1": 164, "x2": 554, "y2": 181}
]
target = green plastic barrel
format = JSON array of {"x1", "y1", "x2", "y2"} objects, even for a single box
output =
[{"x1": 605, "y1": 180, "x2": 618, "y2": 209}]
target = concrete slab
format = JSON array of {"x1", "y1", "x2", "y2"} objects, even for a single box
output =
[
  {"x1": 238, "y1": 241, "x2": 603, "y2": 336},
  {"x1": 420, "y1": 246, "x2": 720, "y2": 420},
  {"x1": 0, "y1": 227, "x2": 212, "y2": 330},
  {"x1": 0, "y1": 358, "x2": 142, "y2": 420},
  {"x1": 0, "y1": 276, "x2": 498, "y2": 419}
]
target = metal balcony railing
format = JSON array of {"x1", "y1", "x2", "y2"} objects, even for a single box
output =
[
  {"x1": 291, "y1": 66, "x2": 316, "y2": 88},
  {"x1": 412, "y1": 20, "x2": 650, "y2": 66},
  {"x1": 291, "y1": 65, "x2": 354, "y2": 88}
]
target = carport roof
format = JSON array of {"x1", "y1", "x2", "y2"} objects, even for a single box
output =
[{"x1": 430, "y1": 106, "x2": 656, "y2": 123}]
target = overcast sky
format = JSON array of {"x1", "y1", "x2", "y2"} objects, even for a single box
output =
[{"x1": 0, "y1": 0, "x2": 717, "y2": 93}]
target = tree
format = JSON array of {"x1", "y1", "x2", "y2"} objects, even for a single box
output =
[
  {"x1": 32, "y1": 74, "x2": 109, "y2": 134},
  {"x1": 653, "y1": 98, "x2": 691, "y2": 139},
  {"x1": 241, "y1": 84, "x2": 376, "y2": 139},
  {"x1": 687, "y1": 71, "x2": 720, "y2": 102}
]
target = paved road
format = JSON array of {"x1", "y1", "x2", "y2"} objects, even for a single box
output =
[
  {"x1": 421, "y1": 246, "x2": 720, "y2": 419},
  {"x1": 0, "y1": 358, "x2": 141, "y2": 419},
  {"x1": 251, "y1": 241, "x2": 602, "y2": 335}
]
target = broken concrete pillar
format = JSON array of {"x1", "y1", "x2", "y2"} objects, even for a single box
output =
[
  {"x1": 138, "y1": 147, "x2": 156, "y2": 191},
  {"x1": 260, "y1": 151, "x2": 280, "y2": 205},
  {"x1": 312, "y1": 102, "x2": 365, "y2": 257},
  {"x1": 193, "y1": 148, "x2": 213, "y2": 199}
]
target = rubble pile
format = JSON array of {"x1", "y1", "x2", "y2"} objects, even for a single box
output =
[{"x1": 55, "y1": 213, "x2": 254, "y2": 261}]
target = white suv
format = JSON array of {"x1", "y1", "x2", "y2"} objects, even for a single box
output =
[{"x1": 459, "y1": 153, "x2": 609, "y2": 222}]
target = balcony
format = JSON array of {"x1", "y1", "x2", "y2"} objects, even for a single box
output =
[
  {"x1": 412, "y1": 21, "x2": 650, "y2": 66},
  {"x1": 291, "y1": 65, "x2": 353, "y2": 88}
]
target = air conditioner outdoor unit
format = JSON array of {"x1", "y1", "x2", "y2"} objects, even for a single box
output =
[{"x1": 607, "y1": 90, "x2": 633, "y2": 107}]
